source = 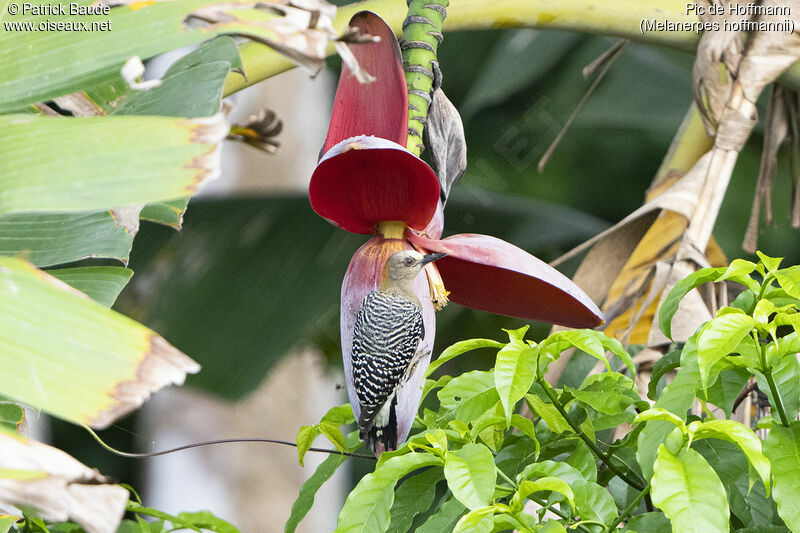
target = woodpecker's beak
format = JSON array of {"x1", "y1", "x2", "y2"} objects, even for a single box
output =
[{"x1": 420, "y1": 252, "x2": 447, "y2": 265}]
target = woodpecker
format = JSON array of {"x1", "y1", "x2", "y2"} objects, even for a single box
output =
[{"x1": 352, "y1": 249, "x2": 447, "y2": 451}]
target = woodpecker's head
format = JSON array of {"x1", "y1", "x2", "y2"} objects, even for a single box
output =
[{"x1": 383, "y1": 250, "x2": 446, "y2": 283}]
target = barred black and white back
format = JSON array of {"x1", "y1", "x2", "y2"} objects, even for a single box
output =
[{"x1": 352, "y1": 290, "x2": 424, "y2": 451}]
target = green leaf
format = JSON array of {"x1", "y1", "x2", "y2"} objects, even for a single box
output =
[
  {"x1": 763, "y1": 422, "x2": 800, "y2": 532},
  {"x1": 0, "y1": 211, "x2": 134, "y2": 267},
  {"x1": 426, "y1": 339, "x2": 504, "y2": 377},
  {"x1": 127, "y1": 501, "x2": 201, "y2": 532},
  {"x1": 0, "y1": 114, "x2": 226, "y2": 215},
  {"x1": 176, "y1": 511, "x2": 240, "y2": 533},
  {"x1": 566, "y1": 440, "x2": 597, "y2": 482},
  {"x1": 517, "y1": 460, "x2": 585, "y2": 486},
  {"x1": 140, "y1": 198, "x2": 191, "y2": 230},
  {"x1": 718, "y1": 259, "x2": 761, "y2": 292},
  {"x1": 597, "y1": 334, "x2": 636, "y2": 375},
  {"x1": 388, "y1": 467, "x2": 442, "y2": 533},
  {"x1": 0, "y1": 0, "x2": 327, "y2": 112},
  {"x1": 541, "y1": 330, "x2": 610, "y2": 372},
  {"x1": 511, "y1": 477, "x2": 575, "y2": 512},
  {"x1": 525, "y1": 394, "x2": 572, "y2": 434},
  {"x1": 697, "y1": 311, "x2": 756, "y2": 391},
  {"x1": 573, "y1": 480, "x2": 617, "y2": 528},
  {"x1": 114, "y1": 37, "x2": 241, "y2": 118},
  {"x1": 571, "y1": 372, "x2": 638, "y2": 414},
  {"x1": 509, "y1": 414, "x2": 540, "y2": 460},
  {"x1": 336, "y1": 452, "x2": 443, "y2": 533},
  {"x1": 494, "y1": 336, "x2": 536, "y2": 426},
  {"x1": 775, "y1": 266, "x2": 800, "y2": 299},
  {"x1": 757, "y1": 252, "x2": 783, "y2": 274},
  {"x1": 703, "y1": 368, "x2": 751, "y2": 418},
  {"x1": 648, "y1": 350, "x2": 682, "y2": 401},
  {"x1": 660, "y1": 267, "x2": 725, "y2": 340},
  {"x1": 621, "y1": 512, "x2": 671, "y2": 532},
  {"x1": 438, "y1": 371, "x2": 500, "y2": 421},
  {"x1": 633, "y1": 408, "x2": 687, "y2": 433},
  {"x1": 295, "y1": 426, "x2": 319, "y2": 467},
  {"x1": 285, "y1": 454, "x2": 346, "y2": 533},
  {"x1": 0, "y1": 403, "x2": 24, "y2": 433},
  {"x1": 415, "y1": 496, "x2": 466, "y2": 533},
  {"x1": 651, "y1": 445, "x2": 730, "y2": 532},
  {"x1": 755, "y1": 353, "x2": 800, "y2": 419},
  {"x1": 49, "y1": 266, "x2": 133, "y2": 307},
  {"x1": 0, "y1": 257, "x2": 198, "y2": 428},
  {"x1": 453, "y1": 506, "x2": 494, "y2": 533},
  {"x1": 443, "y1": 444, "x2": 496, "y2": 510},
  {"x1": 693, "y1": 419, "x2": 770, "y2": 490},
  {"x1": 636, "y1": 338, "x2": 700, "y2": 479},
  {"x1": 318, "y1": 421, "x2": 348, "y2": 452}
]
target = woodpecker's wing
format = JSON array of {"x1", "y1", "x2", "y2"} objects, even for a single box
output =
[{"x1": 351, "y1": 290, "x2": 423, "y2": 438}]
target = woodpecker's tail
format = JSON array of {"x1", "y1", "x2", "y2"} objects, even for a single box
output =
[{"x1": 359, "y1": 396, "x2": 398, "y2": 452}]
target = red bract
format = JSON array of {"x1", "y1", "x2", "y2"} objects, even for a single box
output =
[{"x1": 310, "y1": 11, "x2": 603, "y2": 455}]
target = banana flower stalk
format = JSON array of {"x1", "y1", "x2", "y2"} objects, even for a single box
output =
[{"x1": 309, "y1": 11, "x2": 602, "y2": 455}]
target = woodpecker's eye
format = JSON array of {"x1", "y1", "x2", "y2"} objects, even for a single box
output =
[{"x1": 404, "y1": 257, "x2": 415, "y2": 266}]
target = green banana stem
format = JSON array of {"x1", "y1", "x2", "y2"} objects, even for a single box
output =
[{"x1": 402, "y1": 0, "x2": 448, "y2": 156}]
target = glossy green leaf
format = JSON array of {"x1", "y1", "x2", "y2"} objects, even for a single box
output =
[
  {"x1": 573, "y1": 480, "x2": 617, "y2": 527},
  {"x1": 511, "y1": 477, "x2": 575, "y2": 512},
  {"x1": 571, "y1": 372, "x2": 638, "y2": 414},
  {"x1": 296, "y1": 425, "x2": 320, "y2": 467},
  {"x1": 659, "y1": 267, "x2": 725, "y2": 340},
  {"x1": 566, "y1": 440, "x2": 597, "y2": 482},
  {"x1": 634, "y1": 408, "x2": 687, "y2": 433},
  {"x1": 636, "y1": 346, "x2": 700, "y2": 479},
  {"x1": 494, "y1": 335, "x2": 535, "y2": 426},
  {"x1": 0, "y1": 257, "x2": 198, "y2": 428},
  {"x1": 0, "y1": 211, "x2": 134, "y2": 267},
  {"x1": 651, "y1": 445, "x2": 730, "y2": 532},
  {"x1": 0, "y1": 113, "x2": 226, "y2": 215},
  {"x1": 453, "y1": 507, "x2": 494, "y2": 533},
  {"x1": 176, "y1": 511, "x2": 239, "y2": 533},
  {"x1": 775, "y1": 266, "x2": 800, "y2": 299},
  {"x1": 597, "y1": 334, "x2": 636, "y2": 375},
  {"x1": 541, "y1": 330, "x2": 610, "y2": 372},
  {"x1": 757, "y1": 252, "x2": 783, "y2": 274},
  {"x1": 509, "y1": 414, "x2": 539, "y2": 460},
  {"x1": 525, "y1": 394, "x2": 572, "y2": 434},
  {"x1": 336, "y1": 453, "x2": 443, "y2": 533},
  {"x1": 764, "y1": 422, "x2": 800, "y2": 532},
  {"x1": 285, "y1": 454, "x2": 346, "y2": 533},
  {"x1": 756, "y1": 354, "x2": 800, "y2": 420},
  {"x1": 648, "y1": 350, "x2": 682, "y2": 401},
  {"x1": 48, "y1": 266, "x2": 133, "y2": 307},
  {"x1": 127, "y1": 501, "x2": 201, "y2": 532},
  {"x1": 443, "y1": 444, "x2": 496, "y2": 510},
  {"x1": 697, "y1": 311, "x2": 756, "y2": 391},
  {"x1": 621, "y1": 512, "x2": 671, "y2": 532},
  {"x1": 438, "y1": 371, "x2": 500, "y2": 421},
  {"x1": 415, "y1": 496, "x2": 466, "y2": 533},
  {"x1": 426, "y1": 338, "x2": 504, "y2": 378},
  {"x1": 703, "y1": 368, "x2": 751, "y2": 418},
  {"x1": 694, "y1": 419, "x2": 770, "y2": 489},
  {"x1": 517, "y1": 460, "x2": 585, "y2": 486},
  {"x1": 718, "y1": 259, "x2": 761, "y2": 292},
  {"x1": 0, "y1": 0, "x2": 329, "y2": 112},
  {"x1": 388, "y1": 467, "x2": 442, "y2": 533}
]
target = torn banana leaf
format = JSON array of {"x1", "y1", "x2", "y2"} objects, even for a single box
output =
[
  {"x1": 0, "y1": 431, "x2": 128, "y2": 533},
  {"x1": 0, "y1": 257, "x2": 199, "y2": 428},
  {"x1": 0, "y1": 113, "x2": 227, "y2": 215},
  {"x1": 48, "y1": 266, "x2": 133, "y2": 308},
  {"x1": 0, "y1": 0, "x2": 338, "y2": 112},
  {"x1": 0, "y1": 211, "x2": 135, "y2": 268}
]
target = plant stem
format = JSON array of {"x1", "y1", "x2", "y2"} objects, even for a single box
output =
[
  {"x1": 538, "y1": 379, "x2": 645, "y2": 491},
  {"x1": 752, "y1": 331, "x2": 791, "y2": 427},
  {"x1": 749, "y1": 274, "x2": 774, "y2": 315},
  {"x1": 608, "y1": 482, "x2": 651, "y2": 530},
  {"x1": 496, "y1": 466, "x2": 518, "y2": 488}
]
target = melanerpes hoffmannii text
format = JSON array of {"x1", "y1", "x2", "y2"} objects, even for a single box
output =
[{"x1": 351, "y1": 250, "x2": 446, "y2": 451}]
